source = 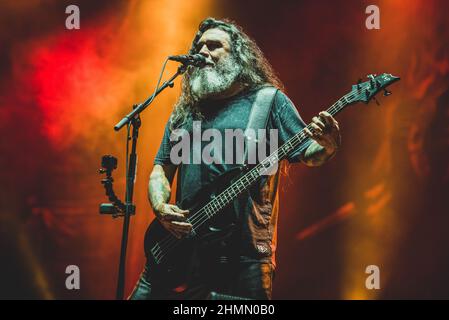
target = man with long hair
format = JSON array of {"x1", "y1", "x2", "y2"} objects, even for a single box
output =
[{"x1": 130, "y1": 17, "x2": 341, "y2": 300}]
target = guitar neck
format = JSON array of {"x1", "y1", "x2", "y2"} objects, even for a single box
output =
[{"x1": 189, "y1": 90, "x2": 357, "y2": 230}]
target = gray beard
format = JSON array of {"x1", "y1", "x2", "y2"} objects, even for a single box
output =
[{"x1": 190, "y1": 55, "x2": 242, "y2": 101}]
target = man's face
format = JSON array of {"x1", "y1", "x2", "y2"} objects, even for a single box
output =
[
  {"x1": 195, "y1": 28, "x2": 232, "y2": 68},
  {"x1": 190, "y1": 28, "x2": 242, "y2": 101}
]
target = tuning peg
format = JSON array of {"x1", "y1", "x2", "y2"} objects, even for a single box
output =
[
  {"x1": 357, "y1": 78, "x2": 362, "y2": 91},
  {"x1": 365, "y1": 89, "x2": 370, "y2": 99},
  {"x1": 383, "y1": 89, "x2": 392, "y2": 96},
  {"x1": 367, "y1": 74, "x2": 376, "y2": 88}
]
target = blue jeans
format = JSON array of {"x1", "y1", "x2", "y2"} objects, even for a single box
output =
[{"x1": 128, "y1": 257, "x2": 274, "y2": 300}]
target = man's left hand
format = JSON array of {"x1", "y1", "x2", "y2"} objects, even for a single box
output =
[{"x1": 304, "y1": 111, "x2": 341, "y2": 155}]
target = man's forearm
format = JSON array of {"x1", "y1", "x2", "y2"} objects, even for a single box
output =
[
  {"x1": 148, "y1": 168, "x2": 171, "y2": 211},
  {"x1": 300, "y1": 141, "x2": 336, "y2": 167}
]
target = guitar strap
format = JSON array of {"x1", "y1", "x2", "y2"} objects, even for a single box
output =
[
  {"x1": 197, "y1": 86, "x2": 277, "y2": 210},
  {"x1": 228, "y1": 86, "x2": 277, "y2": 226},
  {"x1": 243, "y1": 86, "x2": 278, "y2": 163},
  {"x1": 211, "y1": 86, "x2": 278, "y2": 264}
]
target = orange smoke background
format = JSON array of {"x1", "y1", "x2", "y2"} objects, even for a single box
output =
[{"x1": 0, "y1": 0, "x2": 448, "y2": 299}]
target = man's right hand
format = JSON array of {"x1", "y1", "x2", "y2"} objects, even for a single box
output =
[{"x1": 154, "y1": 203, "x2": 192, "y2": 239}]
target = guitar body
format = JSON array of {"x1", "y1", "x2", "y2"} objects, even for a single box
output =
[{"x1": 143, "y1": 167, "x2": 243, "y2": 290}]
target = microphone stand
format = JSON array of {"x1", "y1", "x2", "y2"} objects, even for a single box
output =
[{"x1": 113, "y1": 63, "x2": 187, "y2": 300}]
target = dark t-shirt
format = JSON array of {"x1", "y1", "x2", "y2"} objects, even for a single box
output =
[{"x1": 154, "y1": 87, "x2": 312, "y2": 266}]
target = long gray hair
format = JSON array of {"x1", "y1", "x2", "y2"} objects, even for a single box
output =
[{"x1": 170, "y1": 17, "x2": 284, "y2": 131}]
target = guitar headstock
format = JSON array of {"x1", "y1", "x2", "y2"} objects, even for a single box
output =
[{"x1": 348, "y1": 73, "x2": 400, "y2": 104}]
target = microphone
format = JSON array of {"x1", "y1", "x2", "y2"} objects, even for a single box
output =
[{"x1": 168, "y1": 54, "x2": 207, "y2": 67}]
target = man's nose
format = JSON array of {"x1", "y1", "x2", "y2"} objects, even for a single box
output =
[{"x1": 198, "y1": 45, "x2": 210, "y2": 58}]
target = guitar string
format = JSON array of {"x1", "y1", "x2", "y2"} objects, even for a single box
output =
[
  {"x1": 151, "y1": 86, "x2": 365, "y2": 260},
  {"x1": 151, "y1": 88, "x2": 362, "y2": 260},
  {"x1": 150, "y1": 122, "x2": 313, "y2": 258},
  {"x1": 185, "y1": 88, "x2": 362, "y2": 226},
  {"x1": 162, "y1": 77, "x2": 389, "y2": 236},
  {"x1": 151, "y1": 82, "x2": 376, "y2": 260},
  {"x1": 151, "y1": 128, "x2": 322, "y2": 260}
]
